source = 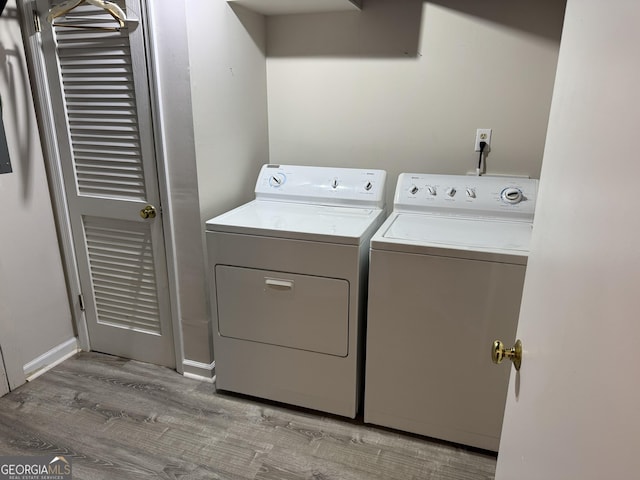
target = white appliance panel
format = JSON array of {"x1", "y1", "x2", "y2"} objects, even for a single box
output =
[
  {"x1": 216, "y1": 265, "x2": 349, "y2": 357},
  {"x1": 208, "y1": 232, "x2": 366, "y2": 417},
  {"x1": 256, "y1": 164, "x2": 386, "y2": 208},
  {"x1": 394, "y1": 173, "x2": 538, "y2": 220},
  {"x1": 383, "y1": 214, "x2": 532, "y2": 252},
  {"x1": 365, "y1": 249, "x2": 525, "y2": 451},
  {"x1": 206, "y1": 200, "x2": 384, "y2": 245}
]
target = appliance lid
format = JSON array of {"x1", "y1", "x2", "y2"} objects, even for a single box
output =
[
  {"x1": 384, "y1": 213, "x2": 532, "y2": 250},
  {"x1": 371, "y1": 213, "x2": 532, "y2": 263},
  {"x1": 206, "y1": 200, "x2": 385, "y2": 245}
]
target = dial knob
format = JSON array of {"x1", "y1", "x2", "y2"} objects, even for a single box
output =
[
  {"x1": 409, "y1": 185, "x2": 419, "y2": 195},
  {"x1": 466, "y1": 188, "x2": 476, "y2": 199},
  {"x1": 446, "y1": 187, "x2": 456, "y2": 197},
  {"x1": 331, "y1": 178, "x2": 339, "y2": 189},
  {"x1": 365, "y1": 181, "x2": 373, "y2": 191},
  {"x1": 269, "y1": 173, "x2": 286, "y2": 187},
  {"x1": 427, "y1": 186, "x2": 437, "y2": 196},
  {"x1": 501, "y1": 187, "x2": 524, "y2": 204}
]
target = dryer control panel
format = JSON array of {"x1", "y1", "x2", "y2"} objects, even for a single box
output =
[
  {"x1": 395, "y1": 173, "x2": 538, "y2": 220},
  {"x1": 255, "y1": 164, "x2": 387, "y2": 209}
]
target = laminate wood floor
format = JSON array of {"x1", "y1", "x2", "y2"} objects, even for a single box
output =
[{"x1": 0, "y1": 352, "x2": 496, "y2": 479}]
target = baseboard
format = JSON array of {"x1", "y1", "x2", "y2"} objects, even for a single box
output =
[
  {"x1": 23, "y1": 337, "x2": 79, "y2": 382},
  {"x1": 182, "y1": 359, "x2": 216, "y2": 383}
]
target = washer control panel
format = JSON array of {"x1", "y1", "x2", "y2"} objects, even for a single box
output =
[
  {"x1": 256, "y1": 164, "x2": 387, "y2": 209},
  {"x1": 396, "y1": 173, "x2": 538, "y2": 220}
]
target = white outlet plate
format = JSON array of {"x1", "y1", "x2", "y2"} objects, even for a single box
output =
[{"x1": 475, "y1": 128, "x2": 492, "y2": 152}]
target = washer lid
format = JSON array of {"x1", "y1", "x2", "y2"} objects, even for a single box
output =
[
  {"x1": 206, "y1": 200, "x2": 385, "y2": 245},
  {"x1": 371, "y1": 213, "x2": 532, "y2": 263}
]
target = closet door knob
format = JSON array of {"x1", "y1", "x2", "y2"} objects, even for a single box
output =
[{"x1": 140, "y1": 205, "x2": 157, "y2": 219}]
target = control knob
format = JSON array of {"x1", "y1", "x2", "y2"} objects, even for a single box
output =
[
  {"x1": 427, "y1": 186, "x2": 437, "y2": 196},
  {"x1": 501, "y1": 187, "x2": 524, "y2": 204},
  {"x1": 446, "y1": 187, "x2": 456, "y2": 198},
  {"x1": 365, "y1": 181, "x2": 373, "y2": 191},
  {"x1": 269, "y1": 173, "x2": 286, "y2": 187},
  {"x1": 331, "y1": 178, "x2": 339, "y2": 189},
  {"x1": 409, "y1": 185, "x2": 419, "y2": 195},
  {"x1": 466, "y1": 188, "x2": 476, "y2": 199}
]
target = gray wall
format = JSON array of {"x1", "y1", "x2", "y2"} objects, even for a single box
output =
[
  {"x1": 0, "y1": 0, "x2": 75, "y2": 389},
  {"x1": 187, "y1": 0, "x2": 270, "y2": 225},
  {"x1": 266, "y1": 0, "x2": 566, "y2": 206}
]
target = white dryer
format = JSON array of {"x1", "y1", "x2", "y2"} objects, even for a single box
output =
[
  {"x1": 364, "y1": 173, "x2": 538, "y2": 451},
  {"x1": 206, "y1": 164, "x2": 386, "y2": 418}
]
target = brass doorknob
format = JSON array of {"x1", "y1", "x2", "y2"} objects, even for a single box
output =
[
  {"x1": 492, "y1": 339, "x2": 522, "y2": 371},
  {"x1": 139, "y1": 205, "x2": 157, "y2": 219}
]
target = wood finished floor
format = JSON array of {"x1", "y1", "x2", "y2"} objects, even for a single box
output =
[{"x1": 0, "y1": 352, "x2": 496, "y2": 479}]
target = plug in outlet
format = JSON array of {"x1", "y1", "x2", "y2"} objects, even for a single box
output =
[{"x1": 474, "y1": 128, "x2": 492, "y2": 152}]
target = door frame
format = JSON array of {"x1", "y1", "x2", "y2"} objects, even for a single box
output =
[
  {"x1": 0, "y1": 345, "x2": 9, "y2": 397},
  {"x1": 17, "y1": 0, "x2": 185, "y2": 370}
]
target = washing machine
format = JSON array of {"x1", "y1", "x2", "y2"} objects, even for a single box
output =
[
  {"x1": 206, "y1": 164, "x2": 387, "y2": 418},
  {"x1": 364, "y1": 173, "x2": 538, "y2": 451}
]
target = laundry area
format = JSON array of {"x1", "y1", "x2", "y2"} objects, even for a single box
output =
[
  {"x1": 197, "y1": 0, "x2": 558, "y2": 452},
  {"x1": 2, "y1": 0, "x2": 564, "y2": 456},
  {"x1": 4, "y1": 0, "x2": 640, "y2": 479}
]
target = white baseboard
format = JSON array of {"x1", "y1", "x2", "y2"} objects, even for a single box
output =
[
  {"x1": 24, "y1": 337, "x2": 79, "y2": 382},
  {"x1": 182, "y1": 358, "x2": 215, "y2": 383}
]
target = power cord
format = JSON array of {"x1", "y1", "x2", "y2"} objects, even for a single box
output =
[{"x1": 476, "y1": 141, "x2": 487, "y2": 176}]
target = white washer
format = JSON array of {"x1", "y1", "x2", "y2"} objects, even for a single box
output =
[
  {"x1": 364, "y1": 173, "x2": 538, "y2": 451},
  {"x1": 206, "y1": 164, "x2": 387, "y2": 418}
]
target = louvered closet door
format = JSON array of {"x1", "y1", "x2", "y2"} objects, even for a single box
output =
[{"x1": 37, "y1": 0, "x2": 175, "y2": 367}]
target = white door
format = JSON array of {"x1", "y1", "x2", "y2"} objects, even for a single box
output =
[
  {"x1": 35, "y1": 0, "x2": 175, "y2": 367},
  {"x1": 496, "y1": 1, "x2": 640, "y2": 478}
]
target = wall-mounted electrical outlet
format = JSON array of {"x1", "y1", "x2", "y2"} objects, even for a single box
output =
[{"x1": 474, "y1": 128, "x2": 492, "y2": 152}]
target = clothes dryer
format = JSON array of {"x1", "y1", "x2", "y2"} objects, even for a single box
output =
[
  {"x1": 364, "y1": 173, "x2": 538, "y2": 451},
  {"x1": 206, "y1": 164, "x2": 386, "y2": 418}
]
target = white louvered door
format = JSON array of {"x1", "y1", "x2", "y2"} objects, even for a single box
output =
[{"x1": 37, "y1": 0, "x2": 175, "y2": 367}]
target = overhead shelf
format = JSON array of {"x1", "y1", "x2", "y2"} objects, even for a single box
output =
[{"x1": 227, "y1": 0, "x2": 362, "y2": 16}]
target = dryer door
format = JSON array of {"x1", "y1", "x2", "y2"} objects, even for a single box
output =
[{"x1": 215, "y1": 265, "x2": 349, "y2": 357}]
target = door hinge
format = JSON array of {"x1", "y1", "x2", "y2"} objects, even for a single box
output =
[
  {"x1": 78, "y1": 294, "x2": 86, "y2": 312},
  {"x1": 33, "y1": 10, "x2": 41, "y2": 33}
]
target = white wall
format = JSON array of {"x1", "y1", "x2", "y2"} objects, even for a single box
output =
[
  {"x1": 180, "y1": 0, "x2": 269, "y2": 370},
  {"x1": 146, "y1": 1, "x2": 212, "y2": 369},
  {"x1": 0, "y1": 0, "x2": 75, "y2": 389},
  {"x1": 266, "y1": 0, "x2": 566, "y2": 206},
  {"x1": 186, "y1": 0, "x2": 270, "y2": 224}
]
